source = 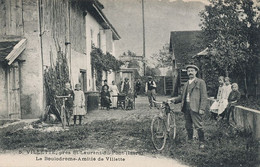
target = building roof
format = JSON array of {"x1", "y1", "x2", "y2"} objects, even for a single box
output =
[
  {"x1": 83, "y1": 0, "x2": 120, "y2": 40},
  {"x1": 169, "y1": 31, "x2": 205, "y2": 68},
  {"x1": 0, "y1": 41, "x2": 19, "y2": 62},
  {"x1": 0, "y1": 39, "x2": 27, "y2": 65}
]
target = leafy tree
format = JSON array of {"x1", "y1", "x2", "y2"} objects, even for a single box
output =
[
  {"x1": 199, "y1": 0, "x2": 260, "y2": 97},
  {"x1": 145, "y1": 66, "x2": 161, "y2": 77},
  {"x1": 151, "y1": 43, "x2": 172, "y2": 67},
  {"x1": 120, "y1": 50, "x2": 143, "y2": 75},
  {"x1": 128, "y1": 59, "x2": 140, "y2": 68}
]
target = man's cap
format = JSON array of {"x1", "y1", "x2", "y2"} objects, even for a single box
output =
[
  {"x1": 186, "y1": 64, "x2": 199, "y2": 71},
  {"x1": 104, "y1": 79, "x2": 107, "y2": 82},
  {"x1": 148, "y1": 76, "x2": 152, "y2": 79}
]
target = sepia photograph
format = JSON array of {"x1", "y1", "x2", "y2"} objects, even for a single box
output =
[{"x1": 0, "y1": 0, "x2": 260, "y2": 166}]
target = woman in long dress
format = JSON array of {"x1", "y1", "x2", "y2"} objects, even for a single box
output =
[{"x1": 110, "y1": 80, "x2": 119, "y2": 108}]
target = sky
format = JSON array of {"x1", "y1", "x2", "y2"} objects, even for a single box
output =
[{"x1": 100, "y1": 0, "x2": 206, "y2": 63}]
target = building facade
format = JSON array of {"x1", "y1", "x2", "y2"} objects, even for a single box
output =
[{"x1": 0, "y1": 0, "x2": 120, "y2": 119}]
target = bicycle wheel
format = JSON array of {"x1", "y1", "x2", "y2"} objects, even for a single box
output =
[
  {"x1": 65, "y1": 108, "x2": 71, "y2": 126},
  {"x1": 60, "y1": 106, "x2": 66, "y2": 128},
  {"x1": 151, "y1": 116, "x2": 167, "y2": 151},
  {"x1": 167, "y1": 112, "x2": 176, "y2": 140}
]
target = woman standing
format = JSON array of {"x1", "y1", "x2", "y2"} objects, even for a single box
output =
[
  {"x1": 110, "y1": 81, "x2": 119, "y2": 109},
  {"x1": 73, "y1": 84, "x2": 86, "y2": 125}
]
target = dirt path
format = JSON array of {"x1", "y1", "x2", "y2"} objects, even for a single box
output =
[
  {"x1": 0, "y1": 96, "x2": 188, "y2": 167},
  {"x1": 84, "y1": 95, "x2": 180, "y2": 123}
]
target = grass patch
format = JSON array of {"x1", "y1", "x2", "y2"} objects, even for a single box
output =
[{"x1": 0, "y1": 114, "x2": 258, "y2": 167}]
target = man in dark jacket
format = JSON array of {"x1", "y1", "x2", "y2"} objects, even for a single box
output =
[
  {"x1": 170, "y1": 65, "x2": 208, "y2": 149},
  {"x1": 145, "y1": 76, "x2": 157, "y2": 108}
]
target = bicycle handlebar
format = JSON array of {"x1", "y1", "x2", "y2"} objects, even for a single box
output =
[
  {"x1": 152, "y1": 99, "x2": 172, "y2": 104},
  {"x1": 56, "y1": 95, "x2": 71, "y2": 99}
]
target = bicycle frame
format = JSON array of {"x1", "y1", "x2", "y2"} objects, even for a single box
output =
[
  {"x1": 151, "y1": 99, "x2": 176, "y2": 151},
  {"x1": 56, "y1": 95, "x2": 70, "y2": 128}
]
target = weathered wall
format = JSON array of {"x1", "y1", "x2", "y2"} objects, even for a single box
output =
[
  {"x1": 19, "y1": 0, "x2": 43, "y2": 119},
  {"x1": 0, "y1": 64, "x2": 8, "y2": 118},
  {"x1": 85, "y1": 12, "x2": 106, "y2": 91},
  {"x1": 0, "y1": 0, "x2": 24, "y2": 36},
  {"x1": 208, "y1": 99, "x2": 260, "y2": 140}
]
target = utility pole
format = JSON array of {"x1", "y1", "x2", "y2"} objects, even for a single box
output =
[{"x1": 142, "y1": 0, "x2": 146, "y2": 76}]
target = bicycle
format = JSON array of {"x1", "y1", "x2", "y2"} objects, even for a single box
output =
[
  {"x1": 151, "y1": 100, "x2": 176, "y2": 151},
  {"x1": 56, "y1": 95, "x2": 71, "y2": 128}
]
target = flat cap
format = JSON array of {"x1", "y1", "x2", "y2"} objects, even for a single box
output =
[
  {"x1": 186, "y1": 64, "x2": 199, "y2": 71},
  {"x1": 147, "y1": 76, "x2": 152, "y2": 79}
]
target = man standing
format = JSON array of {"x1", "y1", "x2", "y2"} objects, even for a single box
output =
[
  {"x1": 170, "y1": 65, "x2": 208, "y2": 148},
  {"x1": 145, "y1": 76, "x2": 157, "y2": 108},
  {"x1": 135, "y1": 79, "x2": 141, "y2": 95},
  {"x1": 121, "y1": 77, "x2": 131, "y2": 95}
]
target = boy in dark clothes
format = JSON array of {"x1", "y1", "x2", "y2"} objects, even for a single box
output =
[
  {"x1": 64, "y1": 82, "x2": 74, "y2": 125},
  {"x1": 225, "y1": 83, "x2": 241, "y2": 122}
]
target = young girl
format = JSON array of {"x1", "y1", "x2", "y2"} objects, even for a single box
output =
[
  {"x1": 73, "y1": 84, "x2": 86, "y2": 125},
  {"x1": 218, "y1": 77, "x2": 232, "y2": 117},
  {"x1": 210, "y1": 76, "x2": 225, "y2": 119},
  {"x1": 225, "y1": 83, "x2": 240, "y2": 122}
]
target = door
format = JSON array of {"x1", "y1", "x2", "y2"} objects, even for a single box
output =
[
  {"x1": 79, "y1": 69, "x2": 87, "y2": 92},
  {"x1": 8, "y1": 61, "x2": 21, "y2": 119}
]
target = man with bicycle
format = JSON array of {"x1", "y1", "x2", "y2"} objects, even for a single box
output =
[{"x1": 170, "y1": 65, "x2": 208, "y2": 149}]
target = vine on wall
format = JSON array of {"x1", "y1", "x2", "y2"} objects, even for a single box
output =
[
  {"x1": 91, "y1": 46, "x2": 124, "y2": 88},
  {"x1": 44, "y1": 51, "x2": 70, "y2": 109}
]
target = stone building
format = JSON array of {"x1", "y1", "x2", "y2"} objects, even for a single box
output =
[{"x1": 0, "y1": 0, "x2": 120, "y2": 119}]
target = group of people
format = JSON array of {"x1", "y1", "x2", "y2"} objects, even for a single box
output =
[
  {"x1": 210, "y1": 76, "x2": 241, "y2": 122},
  {"x1": 64, "y1": 82, "x2": 85, "y2": 126},
  {"x1": 100, "y1": 78, "x2": 135, "y2": 110},
  {"x1": 166, "y1": 64, "x2": 241, "y2": 149}
]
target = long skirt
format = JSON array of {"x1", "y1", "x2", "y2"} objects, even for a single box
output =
[
  {"x1": 73, "y1": 106, "x2": 86, "y2": 116},
  {"x1": 111, "y1": 93, "x2": 118, "y2": 108}
]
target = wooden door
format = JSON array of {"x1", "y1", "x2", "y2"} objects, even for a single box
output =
[
  {"x1": 8, "y1": 61, "x2": 21, "y2": 119},
  {"x1": 79, "y1": 69, "x2": 87, "y2": 92}
]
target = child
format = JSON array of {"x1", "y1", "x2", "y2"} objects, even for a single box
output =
[
  {"x1": 210, "y1": 76, "x2": 224, "y2": 120},
  {"x1": 73, "y1": 84, "x2": 86, "y2": 125},
  {"x1": 225, "y1": 83, "x2": 240, "y2": 122},
  {"x1": 64, "y1": 82, "x2": 74, "y2": 125},
  {"x1": 101, "y1": 86, "x2": 111, "y2": 110},
  {"x1": 218, "y1": 77, "x2": 232, "y2": 118},
  {"x1": 125, "y1": 88, "x2": 134, "y2": 110}
]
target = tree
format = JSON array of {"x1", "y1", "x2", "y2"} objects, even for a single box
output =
[
  {"x1": 120, "y1": 50, "x2": 143, "y2": 76},
  {"x1": 199, "y1": 0, "x2": 260, "y2": 97},
  {"x1": 145, "y1": 66, "x2": 161, "y2": 77},
  {"x1": 151, "y1": 43, "x2": 172, "y2": 67}
]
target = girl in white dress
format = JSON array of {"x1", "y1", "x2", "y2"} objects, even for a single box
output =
[
  {"x1": 218, "y1": 77, "x2": 232, "y2": 116},
  {"x1": 73, "y1": 84, "x2": 86, "y2": 125},
  {"x1": 109, "y1": 81, "x2": 119, "y2": 108},
  {"x1": 210, "y1": 76, "x2": 224, "y2": 119}
]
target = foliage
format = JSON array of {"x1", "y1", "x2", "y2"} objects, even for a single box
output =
[
  {"x1": 145, "y1": 66, "x2": 161, "y2": 77},
  {"x1": 121, "y1": 50, "x2": 143, "y2": 76},
  {"x1": 199, "y1": 0, "x2": 260, "y2": 97},
  {"x1": 91, "y1": 46, "x2": 124, "y2": 88},
  {"x1": 44, "y1": 51, "x2": 70, "y2": 109},
  {"x1": 91, "y1": 47, "x2": 123, "y2": 72},
  {"x1": 128, "y1": 60, "x2": 140, "y2": 69},
  {"x1": 151, "y1": 43, "x2": 172, "y2": 67}
]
